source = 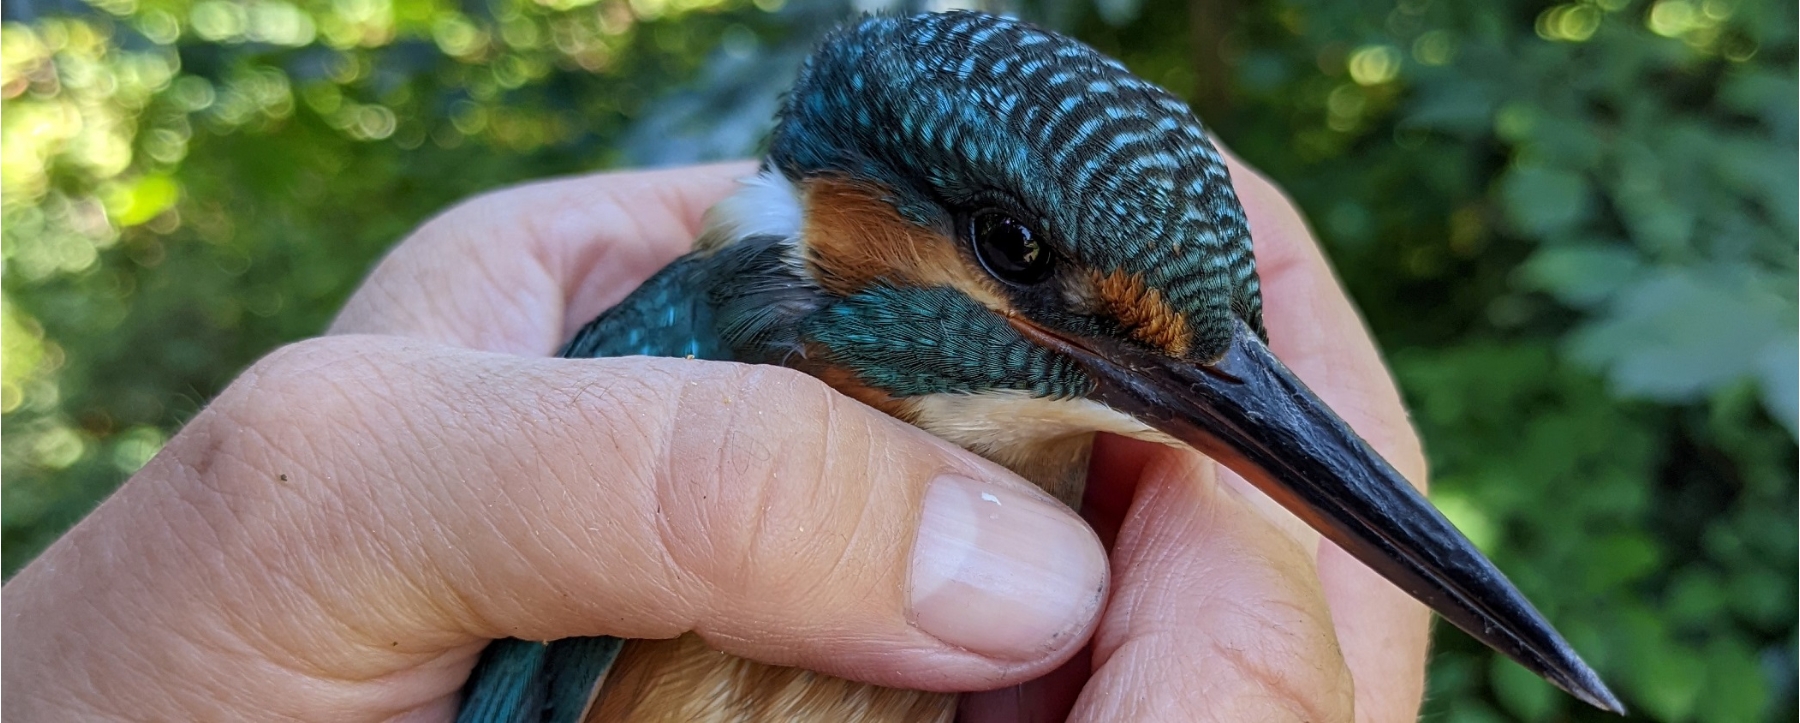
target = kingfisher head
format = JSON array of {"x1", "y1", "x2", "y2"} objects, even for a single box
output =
[{"x1": 699, "y1": 11, "x2": 1618, "y2": 712}]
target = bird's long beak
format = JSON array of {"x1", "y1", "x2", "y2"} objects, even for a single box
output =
[{"x1": 1012, "y1": 318, "x2": 1624, "y2": 714}]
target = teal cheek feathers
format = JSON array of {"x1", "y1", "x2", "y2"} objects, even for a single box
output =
[{"x1": 801, "y1": 285, "x2": 1093, "y2": 399}]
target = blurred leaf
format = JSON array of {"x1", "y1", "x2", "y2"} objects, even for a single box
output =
[
  {"x1": 1569, "y1": 269, "x2": 1794, "y2": 408},
  {"x1": 1491, "y1": 657, "x2": 1559, "y2": 722},
  {"x1": 1727, "y1": 561, "x2": 1794, "y2": 630},
  {"x1": 1583, "y1": 532, "x2": 1661, "y2": 590},
  {"x1": 1754, "y1": 338, "x2": 1797, "y2": 437},
  {"x1": 1093, "y1": 0, "x2": 1144, "y2": 27},
  {"x1": 1519, "y1": 244, "x2": 1642, "y2": 309},
  {"x1": 1501, "y1": 164, "x2": 1590, "y2": 237},
  {"x1": 1697, "y1": 637, "x2": 1771, "y2": 723},
  {"x1": 1712, "y1": 134, "x2": 1799, "y2": 233},
  {"x1": 1665, "y1": 568, "x2": 1728, "y2": 627},
  {"x1": 1404, "y1": 82, "x2": 1497, "y2": 137},
  {"x1": 1447, "y1": 702, "x2": 1513, "y2": 723},
  {"x1": 1622, "y1": 611, "x2": 1708, "y2": 721}
]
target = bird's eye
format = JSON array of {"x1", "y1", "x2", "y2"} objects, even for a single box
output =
[{"x1": 967, "y1": 210, "x2": 1054, "y2": 285}]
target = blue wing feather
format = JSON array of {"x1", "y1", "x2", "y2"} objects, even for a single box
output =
[
  {"x1": 457, "y1": 639, "x2": 552, "y2": 723},
  {"x1": 457, "y1": 238, "x2": 819, "y2": 723},
  {"x1": 458, "y1": 255, "x2": 732, "y2": 723},
  {"x1": 560, "y1": 253, "x2": 734, "y2": 361}
]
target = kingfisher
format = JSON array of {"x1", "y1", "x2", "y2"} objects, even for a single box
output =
[{"x1": 457, "y1": 11, "x2": 1622, "y2": 722}]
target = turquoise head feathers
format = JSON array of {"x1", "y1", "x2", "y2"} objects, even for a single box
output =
[{"x1": 717, "y1": 11, "x2": 1268, "y2": 401}]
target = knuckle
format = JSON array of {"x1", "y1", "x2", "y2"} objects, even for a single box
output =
[
  {"x1": 415, "y1": 188, "x2": 508, "y2": 245},
  {"x1": 156, "y1": 336, "x2": 458, "y2": 673},
  {"x1": 192, "y1": 336, "x2": 426, "y2": 532},
  {"x1": 194, "y1": 340, "x2": 335, "y2": 475},
  {"x1": 653, "y1": 362, "x2": 891, "y2": 613},
  {"x1": 215, "y1": 337, "x2": 395, "y2": 452}
]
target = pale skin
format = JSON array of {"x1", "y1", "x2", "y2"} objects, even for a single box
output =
[{"x1": 2, "y1": 158, "x2": 1431, "y2": 722}]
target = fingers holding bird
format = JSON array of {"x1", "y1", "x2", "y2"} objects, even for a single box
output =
[
  {"x1": 191, "y1": 335, "x2": 1103, "y2": 700},
  {"x1": 1223, "y1": 156, "x2": 1433, "y2": 723},
  {"x1": 7, "y1": 161, "x2": 1126, "y2": 721},
  {"x1": 326, "y1": 158, "x2": 1435, "y2": 722}
]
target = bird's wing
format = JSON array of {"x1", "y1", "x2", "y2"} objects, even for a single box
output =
[
  {"x1": 560, "y1": 252, "x2": 733, "y2": 360},
  {"x1": 457, "y1": 253, "x2": 738, "y2": 723}
]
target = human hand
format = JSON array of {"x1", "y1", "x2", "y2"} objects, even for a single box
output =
[
  {"x1": 1, "y1": 160, "x2": 1430, "y2": 722},
  {"x1": 2, "y1": 163, "x2": 1102, "y2": 720}
]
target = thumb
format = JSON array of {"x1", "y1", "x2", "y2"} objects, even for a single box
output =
[{"x1": 66, "y1": 334, "x2": 1107, "y2": 716}]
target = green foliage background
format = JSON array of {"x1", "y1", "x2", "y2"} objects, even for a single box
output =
[{"x1": 1, "y1": 0, "x2": 1794, "y2": 719}]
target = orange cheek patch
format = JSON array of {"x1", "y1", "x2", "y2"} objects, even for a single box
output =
[
  {"x1": 1090, "y1": 269, "x2": 1191, "y2": 356},
  {"x1": 801, "y1": 178, "x2": 1010, "y2": 311}
]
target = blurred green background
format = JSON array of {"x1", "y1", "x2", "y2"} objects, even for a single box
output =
[{"x1": 1, "y1": 0, "x2": 1793, "y2": 718}]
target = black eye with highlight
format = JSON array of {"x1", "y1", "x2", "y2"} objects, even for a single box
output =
[{"x1": 966, "y1": 210, "x2": 1054, "y2": 285}]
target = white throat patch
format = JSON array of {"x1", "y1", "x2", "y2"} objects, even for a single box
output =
[
  {"x1": 901, "y1": 390, "x2": 1179, "y2": 503},
  {"x1": 905, "y1": 391, "x2": 1175, "y2": 453}
]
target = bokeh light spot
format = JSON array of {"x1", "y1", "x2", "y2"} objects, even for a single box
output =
[
  {"x1": 1412, "y1": 29, "x2": 1456, "y2": 65},
  {"x1": 1536, "y1": 4, "x2": 1601, "y2": 42},
  {"x1": 1347, "y1": 44, "x2": 1401, "y2": 85},
  {"x1": 112, "y1": 425, "x2": 166, "y2": 473},
  {"x1": 1648, "y1": 0, "x2": 1699, "y2": 36}
]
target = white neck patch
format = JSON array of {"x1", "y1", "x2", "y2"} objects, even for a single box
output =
[{"x1": 697, "y1": 168, "x2": 804, "y2": 251}]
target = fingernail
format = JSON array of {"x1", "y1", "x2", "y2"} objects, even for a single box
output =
[{"x1": 909, "y1": 473, "x2": 1107, "y2": 660}]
